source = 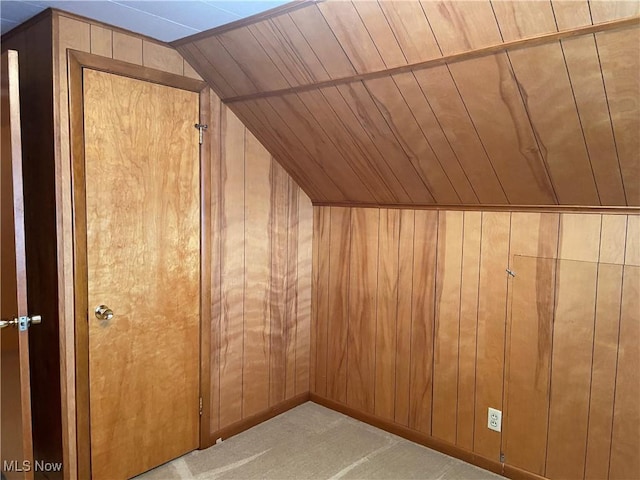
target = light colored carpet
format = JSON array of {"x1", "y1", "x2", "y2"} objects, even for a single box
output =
[{"x1": 135, "y1": 402, "x2": 503, "y2": 480}]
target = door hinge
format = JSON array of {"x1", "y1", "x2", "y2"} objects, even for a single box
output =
[
  {"x1": 194, "y1": 123, "x2": 208, "y2": 145},
  {"x1": 199, "y1": 397, "x2": 203, "y2": 416},
  {"x1": 500, "y1": 452, "x2": 505, "y2": 463}
]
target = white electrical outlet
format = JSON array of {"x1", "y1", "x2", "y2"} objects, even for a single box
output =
[{"x1": 488, "y1": 407, "x2": 502, "y2": 432}]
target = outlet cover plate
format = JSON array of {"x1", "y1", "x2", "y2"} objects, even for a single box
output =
[{"x1": 488, "y1": 407, "x2": 502, "y2": 432}]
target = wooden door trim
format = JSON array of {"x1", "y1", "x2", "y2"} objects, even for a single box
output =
[{"x1": 67, "y1": 49, "x2": 210, "y2": 479}]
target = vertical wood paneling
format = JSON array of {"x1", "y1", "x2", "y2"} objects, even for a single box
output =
[
  {"x1": 326, "y1": 207, "x2": 351, "y2": 403},
  {"x1": 474, "y1": 212, "x2": 511, "y2": 461},
  {"x1": 90, "y1": 25, "x2": 112, "y2": 58},
  {"x1": 374, "y1": 209, "x2": 400, "y2": 421},
  {"x1": 312, "y1": 208, "x2": 637, "y2": 478},
  {"x1": 432, "y1": 211, "x2": 463, "y2": 444},
  {"x1": 609, "y1": 265, "x2": 640, "y2": 480},
  {"x1": 545, "y1": 259, "x2": 598, "y2": 479},
  {"x1": 295, "y1": 191, "x2": 313, "y2": 395},
  {"x1": 284, "y1": 178, "x2": 299, "y2": 400},
  {"x1": 584, "y1": 263, "x2": 623, "y2": 480},
  {"x1": 347, "y1": 208, "x2": 379, "y2": 413},
  {"x1": 112, "y1": 32, "x2": 142, "y2": 65},
  {"x1": 597, "y1": 29, "x2": 640, "y2": 205},
  {"x1": 312, "y1": 207, "x2": 331, "y2": 396},
  {"x1": 219, "y1": 108, "x2": 245, "y2": 427},
  {"x1": 504, "y1": 256, "x2": 555, "y2": 475},
  {"x1": 394, "y1": 209, "x2": 415, "y2": 427},
  {"x1": 268, "y1": 161, "x2": 290, "y2": 406},
  {"x1": 625, "y1": 215, "x2": 640, "y2": 266},
  {"x1": 409, "y1": 210, "x2": 437, "y2": 434},
  {"x1": 456, "y1": 211, "x2": 482, "y2": 450},
  {"x1": 242, "y1": 132, "x2": 271, "y2": 418}
]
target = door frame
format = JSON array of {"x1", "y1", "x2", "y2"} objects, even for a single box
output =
[{"x1": 67, "y1": 50, "x2": 211, "y2": 479}]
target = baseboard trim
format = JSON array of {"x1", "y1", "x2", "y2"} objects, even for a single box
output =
[
  {"x1": 310, "y1": 393, "x2": 546, "y2": 480},
  {"x1": 201, "y1": 392, "x2": 310, "y2": 449}
]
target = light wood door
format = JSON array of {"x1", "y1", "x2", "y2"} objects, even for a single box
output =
[
  {"x1": 1, "y1": 50, "x2": 34, "y2": 480},
  {"x1": 83, "y1": 69, "x2": 200, "y2": 479}
]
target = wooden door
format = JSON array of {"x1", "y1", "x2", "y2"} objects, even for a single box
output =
[
  {"x1": 82, "y1": 69, "x2": 200, "y2": 479},
  {"x1": 1, "y1": 50, "x2": 34, "y2": 480}
]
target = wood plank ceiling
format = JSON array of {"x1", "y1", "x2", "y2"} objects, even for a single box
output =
[{"x1": 174, "y1": 0, "x2": 640, "y2": 207}]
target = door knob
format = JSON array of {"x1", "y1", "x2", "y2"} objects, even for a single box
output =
[{"x1": 95, "y1": 305, "x2": 114, "y2": 321}]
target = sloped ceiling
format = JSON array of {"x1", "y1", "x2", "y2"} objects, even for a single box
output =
[{"x1": 174, "y1": 0, "x2": 640, "y2": 207}]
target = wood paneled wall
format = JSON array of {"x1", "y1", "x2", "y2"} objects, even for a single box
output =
[
  {"x1": 207, "y1": 97, "x2": 313, "y2": 435},
  {"x1": 311, "y1": 208, "x2": 639, "y2": 479},
  {"x1": 4, "y1": 10, "x2": 312, "y2": 478},
  {"x1": 177, "y1": 0, "x2": 640, "y2": 207}
]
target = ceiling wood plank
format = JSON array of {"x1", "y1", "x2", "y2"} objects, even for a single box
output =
[
  {"x1": 287, "y1": 4, "x2": 356, "y2": 79},
  {"x1": 597, "y1": 29, "x2": 640, "y2": 205},
  {"x1": 316, "y1": 1, "x2": 386, "y2": 74},
  {"x1": 378, "y1": 0, "x2": 441, "y2": 64},
  {"x1": 269, "y1": 14, "x2": 331, "y2": 83},
  {"x1": 492, "y1": 2, "x2": 600, "y2": 205},
  {"x1": 266, "y1": 94, "x2": 375, "y2": 203},
  {"x1": 217, "y1": 27, "x2": 292, "y2": 92},
  {"x1": 412, "y1": 67, "x2": 508, "y2": 204},
  {"x1": 222, "y1": 16, "x2": 639, "y2": 104},
  {"x1": 391, "y1": 72, "x2": 479, "y2": 204},
  {"x1": 361, "y1": 77, "x2": 462, "y2": 204},
  {"x1": 352, "y1": 0, "x2": 408, "y2": 69},
  {"x1": 193, "y1": 37, "x2": 258, "y2": 96},
  {"x1": 560, "y1": 35, "x2": 627, "y2": 205},
  {"x1": 337, "y1": 81, "x2": 451, "y2": 203}
]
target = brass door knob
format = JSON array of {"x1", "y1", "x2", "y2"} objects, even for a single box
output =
[{"x1": 95, "y1": 305, "x2": 114, "y2": 321}]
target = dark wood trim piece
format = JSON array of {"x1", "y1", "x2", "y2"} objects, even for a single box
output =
[
  {"x1": 202, "y1": 393, "x2": 311, "y2": 449},
  {"x1": 68, "y1": 49, "x2": 211, "y2": 478},
  {"x1": 171, "y1": 0, "x2": 319, "y2": 47},
  {"x1": 68, "y1": 50, "x2": 206, "y2": 92},
  {"x1": 311, "y1": 202, "x2": 640, "y2": 214},
  {"x1": 503, "y1": 464, "x2": 549, "y2": 480},
  {"x1": 0, "y1": 9, "x2": 53, "y2": 44},
  {"x1": 223, "y1": 16, "x2": 640, "y2": 104},
  {"x1": 68, "y1": 50, "x2": 92, "y2": 480},
  {"x1": 309, "y1": 394, "x2": 504, "y2": 477}
]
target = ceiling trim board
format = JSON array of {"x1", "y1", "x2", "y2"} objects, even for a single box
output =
[
  {"x1": 311, "y1": 203, "x2": 640, "y2": 215},
  {"x1": 222, "y1": 15, "x2": 640, "y2": 104},
  {"x1": 170, "y1": 0, "x2": 320, "y2": 47}
]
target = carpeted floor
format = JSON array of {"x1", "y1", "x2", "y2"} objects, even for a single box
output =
[{"x1": 136, "y1": 402, "x2": 503, "y2": 480}]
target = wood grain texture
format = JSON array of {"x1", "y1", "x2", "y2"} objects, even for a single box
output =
[
  {"x1": 312, "y1": 207, "x2": 638, "y2": 478},
  {"x1": 18, "y1": 11, "x2": 315, "y2": 476},
  {"x1": 374, "y1": 209, "x2": 400, "y2": 421},
  {"x1": 409, "y1": 210, "x2": 438, "y2": 434},
  {"x1": 394, "y1": 209, "x2": 415, "y2": 427},
  {"x1": 609, "y1": 265, "x2": 640, "y2": 480},
  {"x1": 432, "y1": 211, "x2": 463, "y2": 444},
  {"x1": 347, "y1": 208, "x2": 379, "y2": 413},
  {"x1": 326, "y1": 207, "x2": 351, "y2": 404},
  {"x1": 474, "y1": 212, "x2": 511, "y2": 461},
  {"x1": 456, "y1": 211, "x2": 482, "y2": 450},
  {"x1": 179, "y1": 0, "x2": 639, "y2": 208},
  {"x1": 504, "y1": 256, "x2": 555, "y2": 475},
  {"x1": 84, "y1": 70, "x2": 200, "y2": 479},
  {"x1": 1, "y1": 48, "x2": 34, "y2": 480},
  {"x1": 584, "y1": 263, "x2": 623, "y2": 480},
  {"x1": 545, "y1": 260, "x2": 598, "y2": 479},
  {"x1": 242, "y1": 131, "x2": 271, "y2": 417}
]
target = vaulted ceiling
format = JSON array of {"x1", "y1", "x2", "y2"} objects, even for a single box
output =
[{"x1": 173, "y1": 0, "x2": 640, "y2": 207}]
